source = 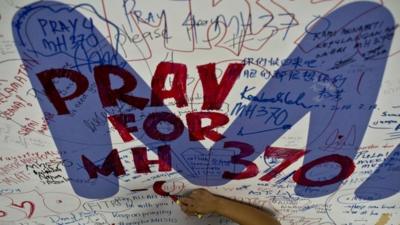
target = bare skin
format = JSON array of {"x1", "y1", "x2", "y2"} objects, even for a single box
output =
[{"x1": 179, "y1": 189, "x2": 281, "y2": 225}]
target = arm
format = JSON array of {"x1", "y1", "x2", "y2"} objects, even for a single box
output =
[{"x1": 179, "y1": 189, "x2": 280, "y2": 225}]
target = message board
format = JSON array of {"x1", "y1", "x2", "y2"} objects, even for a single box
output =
[{"x1": 0, "y1": 0, "x2": 399, "y2": 224}]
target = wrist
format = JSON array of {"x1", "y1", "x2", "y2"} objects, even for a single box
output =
[{"x1": 212, "y1": 195, "x2": 226, "y2": 214}]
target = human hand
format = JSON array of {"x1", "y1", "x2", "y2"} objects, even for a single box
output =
[{"x1": 179, "y1": 189, "x2": 220, "y2": 216}]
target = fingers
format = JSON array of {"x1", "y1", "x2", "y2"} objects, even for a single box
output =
[
  {"x1": 178, "y1": 189, "x2": 215, "y2": 216},
  {"x1": 190, "y1": 188, "x2": 211, "y2": 199},
  {"x1": 179, "y1": 197, "x2": 195, "y2": 207},
  {"x1": 180, "y1": 203, "x2": 197, "y2": 216},
  {"x1": 179, "y1": 197, "x2": 198, "y2": 211},
  {"x1": 191, "y1": 189, "x2": 204, "y2": 194},
  {"x1": 191, "y1": 188, "x2": 206, "y2": 196},
  {"x1": 179, "y1": 197, "x2": 199, "y2": 216}
]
